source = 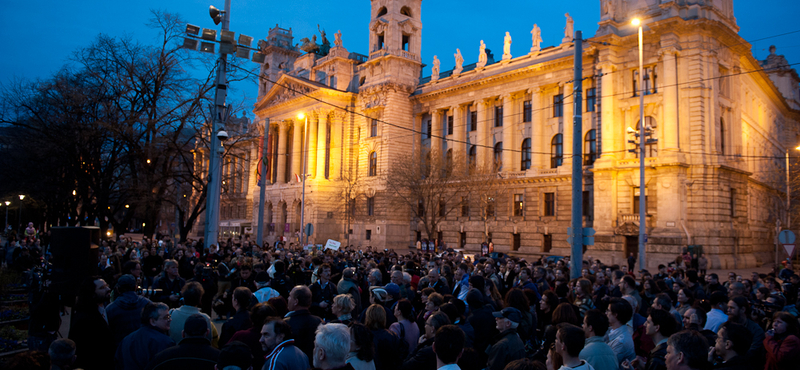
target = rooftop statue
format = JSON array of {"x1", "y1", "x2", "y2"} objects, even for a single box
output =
[
  {"x1": 530, "y1": 24, "x2": 542, "y2": 54},
  {"x1": 431, "y1": 55, "x2": 440, "y2": 82},
  {"x1": 334, "y1": 30, "x2": 343, "y2": 48},
  {"x1": 454, "y1": 49, "x2": 464, "y2": 75},
  {"x1": 477, "y1": 40, "x2": 487, "y2": 69},
  {"x1": 502, "y1": 32, "x2": 512, "y2": 61},
  {"x1": 563, "y1": 13, "x2": 574, "y2": 44}
]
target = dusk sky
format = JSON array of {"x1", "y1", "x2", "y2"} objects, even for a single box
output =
[{"x1": 2, "y1": 1, "x2": 798, "y2": 116}]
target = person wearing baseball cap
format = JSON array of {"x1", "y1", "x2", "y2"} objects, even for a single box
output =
[{"x1": 486, "y1": 307, "x2": 526, "y2": 370}]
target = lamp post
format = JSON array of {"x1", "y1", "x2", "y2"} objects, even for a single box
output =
[
  {"x1": 297, "y1": 113, "x2": 309, "y2": 246},
  {"x1": 780, "y1": 146, "x2": 800, "y2": 267},
  {"x1": 633, "y1": 18, "x2": 646, "y2": 271},
  {"x1": 4, "y1": 201, "x2": 10, "y2": 232},
  {"x1": 18, "y1": 195, "x2": 25, "y2": 232}
]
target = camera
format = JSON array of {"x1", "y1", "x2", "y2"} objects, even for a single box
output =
[{"x1": 136, "y1": 287, "x2": 164, "y2": 298}]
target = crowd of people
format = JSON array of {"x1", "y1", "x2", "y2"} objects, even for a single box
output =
[{"x1": 2, "y1": 233, "x2": 800, "y2": 370}]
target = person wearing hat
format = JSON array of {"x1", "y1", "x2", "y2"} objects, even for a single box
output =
[
  {"x1": 383, "y1": 283, "x2": 401, "y2": 309},
  {"x1": 107, "y1": 274, "x2": 153, "y2": 349},
  {"x1": 252, "y1": 271, "x2": 281, "y2": 305},
  {"x1": 358, "y1": 287, "x2": 397, "y2": 326},
  {"x1": 486, "y1": 307, "x2": 526, "y2": 370},
  {"x1": 217, "y1": 340, "x2": 253, "y2": 370},
  {"x1": 147, "y1": 314, "x2": 221, "y2": 370}
]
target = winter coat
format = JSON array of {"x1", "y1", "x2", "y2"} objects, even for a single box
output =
[
  {"x1": 486, "y1": 329, "x2": 526, "y2": 370},
  {"x1": 107, "y1": 291, "x2": 152, "y2": 347},
  {"x1": 115, "y1": 325, "x2": 175, "y2": 370}
]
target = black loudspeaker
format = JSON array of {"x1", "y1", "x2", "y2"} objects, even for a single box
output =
[{"x1": 49, "y1": 227, "x2": 101, "y2": 305}]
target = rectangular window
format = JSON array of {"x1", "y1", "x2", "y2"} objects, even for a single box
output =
[
  {"x1": 438, "y1": 199, "x2": 446, "y2": 217},
  {"x1": 730, "y1": 188, "x2": 736, "y2": 217},
  {"x1": 523, "y1": 100, "x2": 532, "y2": 122},
  {"x1": 461, "y1": 196, "x2": 469, "y2": 217},
  {"x1": 512, "y1": 233, "x2": 521, "y2": 251},
  {"x1": 553, "y1": 94, "x2": 563, "y2": 117},
  {"x1": 426, "y1": 120, "x2": 432, "y2": 139},
  {"x1": 329, "y1": 75, "x2": 336, "y2": 88},
  {"x1": 543, "y1": 234, "x2": 552, "y2": 253},
  {"x1": 448, "y1": 115, "x2": 454, "y2": 135},
  {"x1": 366, "y1": 230, "x2": 372, "y2": 240},
  {"x1": 586, "y1": 88, "x2": 596, "y2": 112},
  {"x1": 370, "y1": 119, "x2": 378, "y2": 137},
  {"x1": 583, "y1": 190, "x2": 592, "y2": 220},
  {"x1": 513, "y1": 194, "x2": 524, "y2": 217},
  {"x1": 486, "y1": 197, "x2": 495, "y2": 218},
  {"x1": 494, "y1": 106, "x2": 503, "y2": 127},
  {"x1": 544, "y1": 192, "x2": 555, "y2": 216},
  {"x1": 460, "y1": 232, "x2": 467, "y2": 248},
  {"x1": 470, "y1": 110, "x2": 477, "y2": 132},
  {"x1": 367, "y1": 197, "x2": 375, "y2": 216}
]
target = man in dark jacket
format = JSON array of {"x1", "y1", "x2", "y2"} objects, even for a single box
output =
[
  {"x1": 310, "y1": 263, "x2": 337, "y2": 320},
  {"x1": 486, "y1": 307, "x2": 526, "y2": 370},
  {"x1": 152, "y1": 260, "x2": 186, "y2": 309},
  {"x1": 146, "y1": 314, "x2": 220, "y2": 370},
  {"x1": 337, "y1": 268, "x2": 362, "y2": 315},
  {"x1": 632, "y1": 308, "x2": 678, "y2": 370},
  {"x1": 69, "y1": 276, "x2": 114, "y2": 370},
  {"x1": 466, "y1": 289, "x2": 498, "y2": 357},
  {"x1": 218, "y1": 286, "x2": 253, "y2": 347},
  {"x1": 107, "y1": 274, "x2": 152, "y2": 348},
  {"x1": 285, "y1": 285, "x2": 323, "y2": 360},
  {"x1": 709, "y1": 322, "x2": 752, "y2": 370},
  {"x1": 115, "y1": 302, "x2": 176, "y2": 370}
]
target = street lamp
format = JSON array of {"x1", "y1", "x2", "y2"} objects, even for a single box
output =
[
  {"x1": 18, "y1": 195, "x2": 25, "y2": 231},
  {"x1": 4, "y1": 201, "x2": 10, "y2": 232},
  {"x1": 633, "y1": 17, "x2": 646, "y2": 271}
]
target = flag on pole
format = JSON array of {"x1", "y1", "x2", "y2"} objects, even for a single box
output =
[{"x1": 295, "y1": 173, "x2": 301, "y2": 183}]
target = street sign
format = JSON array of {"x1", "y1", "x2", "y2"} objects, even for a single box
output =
[
  {"x1": 305, "y1": 223, "x2": 314, "y2": 236},
  {"x1": 784, "y1": 244, "x2": 796, "y2": 257},
  {"x1": 583, "y1": 227, "x2": 595, "y2": 245},
  {"x1": 779, "y1": 230, "x2": 796, "y2": 244}
]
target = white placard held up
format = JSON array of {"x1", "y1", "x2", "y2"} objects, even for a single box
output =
[{"x1": 325, "y1": 239, "x2": 341, "y2": 251}]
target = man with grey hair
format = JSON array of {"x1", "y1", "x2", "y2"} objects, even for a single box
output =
[
  {"x1": 312, "y1": 323, "x2": 353, "y2": 370},
  {"x1": 419, "y1": 268, "x2": 449, "y2": 295},
  {"x1": 486, "y1": 307, "x2": 526, "y2": 370},
  {"x1": 115, "y1": 302, "x2": 175, "y2": 370}
]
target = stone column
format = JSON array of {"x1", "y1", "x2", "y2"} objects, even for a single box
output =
[
  {"x1": 662, "y1": 48, "x2": 679, "y2": 151},
  {"x1": 501, "y1": 93, "x2": 515, "y2": 172},
  {"x1": 316, "y1": 112, "x2": 329, "y2": 180},
  {"x1": 291, "y1": 119, "x2": 303, "y2": 181},
  {"x1": 307, "y1": 113, "x2": 319, "y2": 179},
  {"x1": 599, "y1": 63, "x2": 616, "y2": 160},
  {"x1": 563, "y1": 83, "x2": 574, "y2": 168},
  {"x1": 430, "y1": 108, "x2": 442, "y2": 158},
  {"x1": 531, "y1": 87, "x2": 545, "y2": 169},
  {"x1": 331, "y1": 111, "x2": 345, "y2": 179},
  {"x1": 452, "y1": 104, "x2": 466, "y2": 165},
  {"x1": 276, "y1": 121, "x2": 289, "y2": 184},
  {"x1": 476, "y1": 98, "x2": 490, "y2": 169}
]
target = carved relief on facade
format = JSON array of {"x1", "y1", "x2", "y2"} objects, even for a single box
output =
[{"x1": 267, "y1": 82, "x2": 314, "y2": 106}]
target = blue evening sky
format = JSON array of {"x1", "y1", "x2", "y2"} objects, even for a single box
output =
[{"x1": 2, "y1": 1, "x2": 798, "y2": 115}]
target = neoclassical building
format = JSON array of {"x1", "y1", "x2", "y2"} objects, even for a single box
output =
[{"x1": 213, "y1": 0, "x2": 800, "y2": 269}]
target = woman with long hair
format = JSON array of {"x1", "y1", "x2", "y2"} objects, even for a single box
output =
[
  {"x1": 572, "y1": 279, "x2": 595, "y2": 319},
  {"x1": 536, "y1": 302, "x2": 580, "y2": 363},
  {"x1": 641, "y1": 278, "x2": 660, "y2": 310},
  {"x1": 505, "y1": 288, "x2": 534, "y2": 342},
  {"x1": 390, "y1": 299, "x2": 420, "y2": 353},
  {"x1": 347, "y1": 322, "x2": 376, "y2": 370},
  {"x1": 366, "y1": 304, "x2": 404, "y2": 370},
  {"x1": 676, "y1": 288, "x2": 695, "y2": 317},
  {"x1": 537, "y1": 290, "x2": 559, "y2": 336},
  {"x1": 485, "y1": 279, "x2": 504, "y2": 310},
  {"x1": 764, "y1": 311, "x2": 800, "y2": 370}
]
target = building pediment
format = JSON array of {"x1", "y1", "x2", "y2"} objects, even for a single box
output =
[{"x1": 255, "y1": 74, "x2": 331, "y2": 111}]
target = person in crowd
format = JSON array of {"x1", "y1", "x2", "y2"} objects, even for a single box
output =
[
  {"x1": 147, "y1": 314, "x2": 220, "y2": 370},
  {"x1": 763, "y1": 311, "x2": 800, "y2": 370},
  {"x1": 152, "y1": 260, "x2": 186, "y2": 309},
  {"x1": 69, "y1": 276, "x2": 114, "y2": 370},
  {"x1": 708, "y1": 322, "x2": 752, "y2": 370},
  {"x1": 664, "y1": 330, "x2": 708, "y2": 370},
  {"x1": 704, "y1": 291, "x2": 728, "y2": 333},
  {"x1": 420, "y1": 267, "x2": 450, "y2": 295},
  {"x1": 48, "y1": 339, "x2": 77, "y2": 370},
  {"x1": 115, "y1": 302, "x2": 175, "y2": 370},
  {"x1": 486, "y1": 307, "x2": 526, "y2": 370},
  {"x1": 229, "y1": 302, "x2": 276, "y2": 370},
  {"x1": 107, "y1": 274, "x2": 152, "y2": 348},
  {"x1": 391, "y1": 298, "x2": 421, "y2": 353},
  {"x1": 580, "y1": 309, "x2": 618, "y2": 370},
  {"x1": 338, "y1": 267, "x2": 363, "y2": 315},
  {"x1": 401, "y1": 311, "x2": 450, "y2": 370},
  {"x1": 330, "y1": 293, "x2": 357, "y2": 325},
  {"x1": 620, "y1": 276, "x2": 642, "y2": 312},
  {"x1": 505, "y1": 288, "x2": 535, "y2": 343},
  {"x1": 534, "y1": 267, "x2": 551, "y2": 295},
  {"x1": 433, "y1": 325, "x2": 466, "y2": 370},
  {"x1": 467, "y1": 288, "x2": 499, "y2": 357},
  {"x1": 216, "y1": 341, "x2": 253, "y2": 370},
  {"x1": 168, "y1": 281, "x2": 219, "y2": 346},
  {"x1": 626, "y1": 308, "x2": 679, "y2": 370},
  {"x1": 312, "y1": 323, "x2": 353, "y2": 370},
  {"x1": 650, "y1": 293, "x2": 681, "y2": 328},
  {"x1": 606, "y1": 297, "x2": 636, "y2": 364},
  {"x1": 261, "y1": 317, "x2": 309, "y2": 370},
  {"x1": 726, "y1": 296, "x2": 765, "y2": 364},
  {"x1": 704, "y1": 274, "x2": 727, "y2": 297},
  {"x1": 253, "y1": 271, "x2": 281, "y2": 304},
  {"x1": 310, "y1": 263, "x2": 337, "y2": 320},
  {"x1": 452, "y1": 263, "x2": 471, "y2": 302},
  {"x1": 347, "y1": 323, "x2": 376, "y2": 370},
  {"x1": 285, "y1": 285, "x2": 324, "y2": 360},
  {"x1": 573, "y1": 279, "x2": 596, "y2": 319},
  {"x1": 219, "y1": 286, "x2": 253, "y2": 347},
  {"x1": 366, "y1": 303, "x2": 406, "y2": 370},
  {"x1": 555, "y1": 324, "x2": 593, "y2": 370}
]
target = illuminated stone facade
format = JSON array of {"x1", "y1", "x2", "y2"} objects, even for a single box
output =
[{"x1": 231, "y1": 0, "x2": 800, "y2": 269}]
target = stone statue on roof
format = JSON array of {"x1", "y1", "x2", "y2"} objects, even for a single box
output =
[
  {"x1": 318, "y1": 25, "x2": 330, "y2": 55},
  {"x1": 563, "y1": 13, "x2": 574, "y2": 44},
  {"x1": 334, "y1": 30, "x2": 342, "y2": 48},
  {"x1": 454, "y1": 49, "x2": 464, "y2": 75},
  {"x1": 531, "y1": 24, "x2": 542, "y2": 54},
  {"x1": 502, "y1": 32, "x2": 512, "y2": 61},
  {"x1": 431, "y1": 55, "x2": 440, "y2": 82},
  {"x1": 477, "y1": 40, "x2": 487, "y2": 69}
]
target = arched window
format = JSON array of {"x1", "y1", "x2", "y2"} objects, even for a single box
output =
[
  {"x1": 468, "y1": 145, "x2": 476, "y2": 171},
  {"x1": 584, "y1": 130, "x2": 597, "y2": 165},
  {"x1": 551, "y1": 134, "x2": 563, "y2": 168},
  {"x1": 494, "y1": 142, "x2": 503, "y2": 172},
  {"x1": 377, "y1": 7, "x2": 387, "y2": 17},
  {"x1": 368, "y1": 151, "x2": 377, "y2": 176},
  {"x1": 400, "y1": 6, "x2": 412, "y2": 17},
  {"x1": 521, "y1": 138, "x2": 532, "y2": 171}
]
